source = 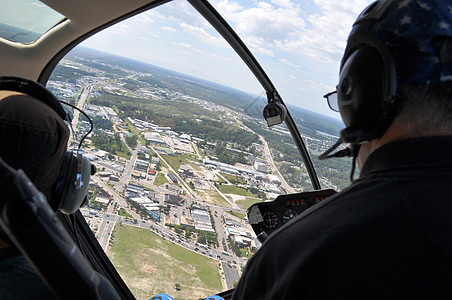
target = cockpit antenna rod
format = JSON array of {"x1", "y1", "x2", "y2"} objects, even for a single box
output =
[{"x1": 188, "y1": 0, "x2": 321, "y2": 190}]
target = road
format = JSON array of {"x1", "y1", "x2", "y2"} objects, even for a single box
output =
[
  {"x1": 259, "y1": 135, "x2": 295, "y2": 194},
  {"x1": 149, "y1": 144, "x2": 200, "y2": 199},
  {"x1": 70, "y1": 85, "x2": 92, "y2": 147},
  {"x1": 222, "y1": 262, "x2": 241, "y2": 289},
  {"x1": 119, "y1": 141, "x2": 140, "y2": 188}
]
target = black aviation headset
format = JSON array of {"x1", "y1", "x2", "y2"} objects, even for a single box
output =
[
  {"x1": 337, "y1": 0, "x2": 401, "y2": 145},
  {"x1": 0, "y1": 76, "x2": 94, "y2": 214}
]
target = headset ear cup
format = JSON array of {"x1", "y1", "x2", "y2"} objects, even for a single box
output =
[
  {"x1": 53, "y1": 151, "x2": 74, "y2": 211},
  {"x1": 54, "y1": 151, "x2": 92, "y2": 214},
  {"x1": 59, "y1": 154, "x2": 92, "y2": 214},
  {"x1": 338, "y1": 47, "x2": 388, "y2": 143}
]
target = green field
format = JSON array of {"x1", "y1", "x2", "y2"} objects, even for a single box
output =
[
  {"x1": 216, "y1": 184, "x2": 254, "y2": 197},
  {"x1": 118, "y1": 208, "x2": 134, "y2": 219},
  {"x1": 161, "y1": 153, "x2": 199, "y2": 172},
  {"x1": 235, "y1": 197, "x2": 262, "y2": 210},
  {"x1": 219, "y1": 173, "x2": 246, "y2": 185},
  {"x1": 108, "y1": 224, "x2": 222, "y2": 300},
  {"x1": 154, "y1": 173, "x2": 169, "y2": 186},
  {"x1": 226, "y1": 210, "x2": 246, "y2": 220},
  {"x1": 199, "y1": 190, "x2": 231, "y2": 207}
]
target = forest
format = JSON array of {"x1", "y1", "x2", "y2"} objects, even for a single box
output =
[
  {"x1": 91, "y1": 132, "x2": 130, "y2": 158},
  {"x1": 90, "y1": 92, "x2": 260, "y2": 151}
]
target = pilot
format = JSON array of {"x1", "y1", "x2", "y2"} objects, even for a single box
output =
[
  {"x1": 232, "y1": 0, "x2": 452, "y2": 299},
  {"x1": 0, "y1": 90, "x2": 69, "y2": 299}
]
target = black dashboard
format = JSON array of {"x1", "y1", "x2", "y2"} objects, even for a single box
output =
[{"x1": 247, "y1": 189, "x2": 336, "y2": 241}]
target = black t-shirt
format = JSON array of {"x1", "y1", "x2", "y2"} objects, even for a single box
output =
[{"x1": 233, "y1": 136, "x2": 452, "y2": 299}]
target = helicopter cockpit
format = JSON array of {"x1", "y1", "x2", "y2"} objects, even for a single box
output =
[{"x1": 0, "y1": 0, "x2": 395, "y2": 299}]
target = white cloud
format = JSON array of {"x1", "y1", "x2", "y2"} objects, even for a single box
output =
[
  {"x1": 212, "y1": 0, "x2": 371, "y2": 63},
  {"x1": 270, "y1": 0, "x2": 294, "y2": 9},
  {"x1": 279, "y1": 58, "x2": 302, "y2": 68},
  {"x1": 307, "y1": 79, "x2": 334, "y2": 91},
  {"x1": 108, "y1": 23, "x2": 131, "y2": 37},
  {"x1": 162, "y1": 26, "x2": 177, "y2": 32},
  {"x1": 177, "y1": 49, "x2": 193, "y2": 55},
  {"x1": 180, "y1": 23, "x2": 228, "y2": 47},
  {"x1": 177, "y1": 42, "x2": 193, "y2": 48},
  {"x1": 144, "y1": 1, "x2": 207, "y2": 28},
  {"x1": 231, "y1": 1, "x2": 305, "y2": 44},
  {"x1": 135, "y1": 11, "x2": 154, "y2": 24}
]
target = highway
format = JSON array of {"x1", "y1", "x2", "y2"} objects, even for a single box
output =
[
  {"x1": 259, "y1": 135, "x2": 295, "y2": 194},
  {"x1": 69, "y1": 85, "x2": 92, "y2": 147}
]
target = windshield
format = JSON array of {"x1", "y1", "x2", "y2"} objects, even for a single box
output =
[
  {"x1": 47, "y1": 0, "x2": 370, "y2": 298},
  {"x1": 0, "y1": 0, "x2": 65, "y2": 43}
]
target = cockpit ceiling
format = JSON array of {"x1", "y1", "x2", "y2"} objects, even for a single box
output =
[{"x1": 42, "y1": 0, "x2": 166, "y2": 30}]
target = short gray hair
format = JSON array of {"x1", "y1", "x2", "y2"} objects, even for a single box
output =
[{"x1": 398, "y1": 37, "x2": 452, "y2": 132}]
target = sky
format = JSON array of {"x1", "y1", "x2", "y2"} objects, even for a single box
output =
[{"x1": 81, "y1": 0, "x2": 373, "y2": 118}]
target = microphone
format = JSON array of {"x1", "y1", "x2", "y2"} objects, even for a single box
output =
[{"x1": 318, "y1": 126, "x2": 361, "y2": 160}]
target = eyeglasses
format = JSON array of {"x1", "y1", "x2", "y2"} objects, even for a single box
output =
[{"x1": 323, "y1": 90, "x2": 339, "y2": 112}]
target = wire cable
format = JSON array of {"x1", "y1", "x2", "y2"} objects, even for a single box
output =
[{"x1": 58, "y1": 100, "x2": 94, "y2": 149}]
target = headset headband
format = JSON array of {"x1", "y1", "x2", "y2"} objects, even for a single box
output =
[
  {"x1": 0, "y1": 76, "x2": 67, "y2": 120},
  {"x1": 341, "y1": 0, "x2": 397, "y2": 105}
]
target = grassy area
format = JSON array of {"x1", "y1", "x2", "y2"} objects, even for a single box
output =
[
  {"x1": 190, "y1": 163, "x2": 203, "y2": 171},
  {"x1": 154, "y1": 173, "x2": 169, "y2": 186},
  {"x1": 235, "y1": 197, "x2": 262, "y2": 210},
  {"x1": 116, "y1": 142, "x2": 132, "y2": 160},
  {"x1": 219, "y1": 173, "x2": 246, "y2": 185},
  {"x1": 216, "y1": 184, "x2": 254, "y2": 197},
  {"x1": 162, "y1": 153, "x2": 199, "y2": 172},
  {"x1": 125, "y1": 118, "x2": 147, "y2": 145},
  {"x1": 118, "y1": 208, "x2": 134, "y2": 219},
  {"x1": 240, "y1": 248, "x2": 255, "y2": 259},
  {"x1": 226, "y1": 210, "x2": 246, "y2": 220},
  {"x1": 199, "y1": 190, "x2": 231, "y2": 207},
  {"x1": 108, "y1": 224, "x2": 222, "y2": 300}
]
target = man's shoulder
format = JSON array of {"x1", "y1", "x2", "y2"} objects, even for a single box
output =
[{"x1": 262, "y1": 178, "x2": 401, "y2": 251}]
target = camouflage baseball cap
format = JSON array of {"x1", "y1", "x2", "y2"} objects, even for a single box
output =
[{"x1": 365, "y1": 0, "x2": 452, "y2": 83}]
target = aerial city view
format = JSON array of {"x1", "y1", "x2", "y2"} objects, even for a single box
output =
[{"x1": 47, "y1": 47, "x2": 350, "y2": 299}]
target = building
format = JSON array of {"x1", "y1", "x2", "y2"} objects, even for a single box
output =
[
  {"x1": 164, "y1": 183, "x2": 183, "y2": 194},
  {"x1": 179, "y1": 133, "x2": 191, "y2": 140},
  {"x1": 267, "y1": 174, "x2": 281, "y2": 184},
  {"x1": 254, "y1": 161, "x2": 269, "y2": 173},
  {"x1": 125, "y1": 183, "x2": 144, "y2": 198},
  {"x1": 178, "y1": 165, "x2": 193, "y2": 177},
  {"x1": 134, "y1": 159, "x2": 149, "y2": 173},
  {"x1": 143, "y1": 132, "x2": 166, "y2": 146},
  {"x1": 109, "y1": 175, "x2": 120, "y2": 182},
  {"x1": 130, "y1": 196, "x2": 160, "y2": 222},
  {"x1": 191, "y1": 208, "x2": 215, "y2": 233},
  {"x1": 232, "y1": 236, "x2": 253, "y2": 248},
  {"x1": 140, "y1": 146, "x2": 151, "y2": 154},
  {"x1": 167, "y1": 173, "x2": 178, "y2": 183},
  {"x1": 165, "y1": 130, "x2": 178, "y2": 137},
  {"x1": 164, "y1": 194, "x2": 184, "y2": 205}
]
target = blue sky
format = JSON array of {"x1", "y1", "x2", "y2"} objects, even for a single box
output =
[{"x1": 81, "y1": 0, "x2": 372, "y2": 118}]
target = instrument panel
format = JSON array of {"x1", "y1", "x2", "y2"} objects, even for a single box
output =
[{"x1": 247, "y1": 189, "x2": 336, "y2": 240}]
